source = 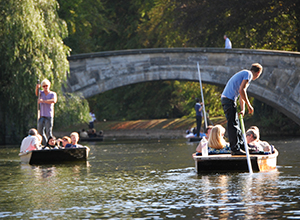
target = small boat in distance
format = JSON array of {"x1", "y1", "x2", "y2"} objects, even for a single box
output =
[
  {"x1": 192, "y1": 149, "x2": 278, "y2": 173},
  {"x1": 19, "y1": 147, "x2": 90, "y2": 165}
]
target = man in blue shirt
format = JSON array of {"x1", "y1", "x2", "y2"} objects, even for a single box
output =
[
  {"x1": 221, "y1": 63, "x2": 263, "y2": 155},
  {"x1": 195, "y1": 98, "x2": 203, "y2": 137}
]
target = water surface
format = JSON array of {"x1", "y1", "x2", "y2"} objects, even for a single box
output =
[{"x1": 0, "y1": 138, "x2": 300, "y2": 219}]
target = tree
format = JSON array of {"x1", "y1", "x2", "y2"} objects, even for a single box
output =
[
  {"x1": 138, "y1": 0, "x2": 300, "y2": 51},
  {"x1": 0, "y1": 0, "x2": 89, "y2": 144}
]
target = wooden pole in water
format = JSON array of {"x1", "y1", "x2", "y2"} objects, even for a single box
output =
[
  {"x1": 239, "y1": 114, "x2": 253, "y2": 174},
  {"x1": 197, "y1": 62, "x2": 207, "y2": 129}
]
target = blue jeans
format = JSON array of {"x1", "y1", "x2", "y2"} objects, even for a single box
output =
[
  {"x1": 221, "y1": 97, "x2": 244, "y2": 152},
  {"x1": 38, "y1": 117, "x2": 53, "y2": 145}
]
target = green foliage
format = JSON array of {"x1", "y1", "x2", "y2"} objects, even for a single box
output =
[
  {"x1": 0, "y1": 0, "x2": 88, "y2": 144},
  {"x1": 2, "y1": 0, "x2": 300, "y2": 144},
  {"x1": 88, "y1": 80, "x2": 224, "y2": 121},
  {"x1": 138, "y1": 0, "x2": 300, "y2": 50},
  {"x1": 55, "y1": 93, "x2": 90, "y2": 128},
  {"x1": 88, "y1": 81, "x2": 177, "y2": 120}
]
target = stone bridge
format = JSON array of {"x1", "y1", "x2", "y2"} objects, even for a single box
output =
[{"x1": 66, "y1": 48, "x2": 300, "y2": 125}]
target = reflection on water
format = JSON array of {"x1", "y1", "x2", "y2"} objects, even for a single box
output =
[{"x1": 0, "y1": 138, "x2": 300, "y2": 219}]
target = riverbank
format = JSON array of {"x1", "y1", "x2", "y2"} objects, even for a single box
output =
[
  {"x1": 53, "y1": 117, "x2": 227, "y2": 140},
  {"x1": 53, "y1": 116, "x2": 300, "y2": 140}
]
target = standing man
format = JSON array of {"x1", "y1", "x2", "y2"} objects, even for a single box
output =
[
  {"x1": 36, "y1": 79, "x2": 57, "y2": 145},
  {"x1": 195, "y1": 98, "x2": 203, "y2": 137},
  {"x1": 224, "y1": 35, "x2": 232, "y2": 49},
  {"x1": 221, "y1": 63, "x2": 263, "y2": 155},
  {"x1": 89, "y1": 111, "x2": 96, "y2": 129}
]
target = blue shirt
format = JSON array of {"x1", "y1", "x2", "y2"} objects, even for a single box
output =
[
  {"x1": 65, "y1": 144, "x2": 83, "y2": 148},
  {"x1": 195, "y1": 103, "x2": 203, "y2": 117},
  {"x1": 222, "y1": 70, "x2": 252, "y2": 102}
]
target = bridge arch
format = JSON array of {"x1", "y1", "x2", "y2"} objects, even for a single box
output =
[{"x1": 66, "y1": 48, "x2": 300, "y2": 126}]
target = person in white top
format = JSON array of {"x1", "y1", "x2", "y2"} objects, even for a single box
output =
[
  {"x1": 224, "y1": 35, "x2": 232, "y2": 49},
  {"x1": 20, "y1": 128, "x2": 41, "y2": 153}
]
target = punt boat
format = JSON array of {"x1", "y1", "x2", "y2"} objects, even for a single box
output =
[
  {"x1": 192, "y1": 149, "x2": 278, "y2": 173},
  {"x1": 19, "y1": 147, "x2": 90, "y2": 165}
]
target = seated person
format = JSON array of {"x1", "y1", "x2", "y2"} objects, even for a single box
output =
[
  {"x1": 57, "y1": 136, "x2": 71, "y2": 148},
  {"x1": 43, "y1": 136, "x2": 58, "y2": 149},
  {"x1": 20, "y1": 128, "x2": 42, "y2": 153},
  {"x1": 246, "y1": 126, "x2": 273, "y2": 154},
  {"x1": 207, "y1": 125, "x2": 231, "y2": 154},
  {"x1": 80, "y1": 129, "x2": 89, "y2": 138},
  {"x1": 88, "y1": 129, "x2": 98, "y2": 138},
  {"x1": 196, "y1": 125, "x2": 231, "y2": 155},
  {"x1": 186, "y1": 127, "x2": 206, "y2": 138},
  {"x1": 65, "y1": 132, "x2": 84, "y2": 148},
  {"x1": 196, "y1": 125, "x2": 213, "y2": 152}
]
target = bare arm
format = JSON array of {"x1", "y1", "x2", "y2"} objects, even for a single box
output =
[
  {"x1": 35, "y1": 84, "x2": 40, "y2": 96},
  {"x1": 239, "y1": 79, "x2": 253, "y2": 116},
  {"x1": 38, "y1": 92, "x2": 57, "y2": 104}
]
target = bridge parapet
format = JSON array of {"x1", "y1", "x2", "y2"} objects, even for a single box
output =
[{"x1": 66, "y1": 48, "x2": 300, "y2": 125}]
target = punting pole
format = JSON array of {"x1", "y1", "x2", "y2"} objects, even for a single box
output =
[
  {"x1": 37, "y1": 79, "x2": 40, "y2": 129},
  {"x1": 239, "y1": 114, "x2": 253, "y2": 174},
  {"x1": 197, "y1": 62, "x2": 207, "y2": 129}
]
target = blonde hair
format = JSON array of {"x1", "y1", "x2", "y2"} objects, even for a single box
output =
[
  {"x1": 62, "y1": 136, "x2": 71, "y2": 144},
  {"x1": 70, "y1": 132, "x2": 79, "y2": 140},
  {"x1": 41, "y1": 79, "x2": 51, "y2": 87},
  {"x1": 208, "y1": 125, "x2": 227, "y2": 149}
]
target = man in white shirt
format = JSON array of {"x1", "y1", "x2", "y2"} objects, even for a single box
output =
[
  {"x1": 224, "y1": 35, "x2": 232, "y2": 49},
  {"x1": 20, "y1": 128, "x2": 40, "y2": 153}
]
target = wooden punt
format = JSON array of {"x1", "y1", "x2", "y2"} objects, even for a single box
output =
[
  {"x1": 19, "y1": 147, "x2": 90, "y2": 165},
  {"x1": 192, "y1": 149, "x2": 278, "y2": 173}
]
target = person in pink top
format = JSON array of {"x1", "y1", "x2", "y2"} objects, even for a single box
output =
[{"x1": 35, "y1": 79, "x2": 57, "y2": 145}]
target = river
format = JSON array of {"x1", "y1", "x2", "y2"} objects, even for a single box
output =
[{"x1": 0, "y1": 137, "x2": 300, "y2": 219}]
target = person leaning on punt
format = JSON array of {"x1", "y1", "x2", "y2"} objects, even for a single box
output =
[
  {"x1": 65, "y1": 132, "x2": 84, "y2": 148},
  {"x1": 246, "y1": 127, "x2": 273, "y2": 154},
  {"x1": 20, "y1": 128, "x2": 42, "y2": 153}
]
